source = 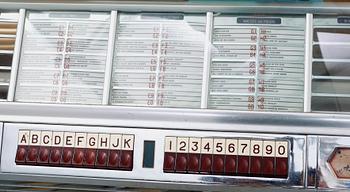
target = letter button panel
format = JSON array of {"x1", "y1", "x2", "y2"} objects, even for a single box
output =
[{"x1": 15, "y1": 129, "x2": 134, "y2": 171}]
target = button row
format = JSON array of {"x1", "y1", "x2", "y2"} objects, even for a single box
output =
[
  {"x1": 16, "y1": 146, "x2": 133, "y2": 170},
  {"x1": 15, "y1": 130, "x2": 134, "y2": 171},
  {"x1": 17, "y1": 130, "x2": 134, "y2": 150},
  {"x1": 163, "y1": 137, "x2": 289, "y2": 178}
]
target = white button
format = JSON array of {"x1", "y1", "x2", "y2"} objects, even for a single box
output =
[
  {"x1": 98, "y1": 134, "x2": 110, "y2": 149},
  {"x1": 238, "y1": 139, "x2": 250, "y2": 156},
  {"x1": 29, "y1": 130, "x2": 41, "y2": 146},
  {"x1": 18, "y1": 130, "x2": 30, "y2": 145},
  {"x1": 122, "y1": 134, "x2": 134, "y2": 150},
  {"x1": 250, "y1": 140, "x2": 263, "y2": 157},
  {"x1": 177, "y1": 137, "x2": 189, "y2": 153},
  {"x1": 165, "y1": 137, "x2": 177, "y2": 153},
  {"x1": 110, "y1": 134, "x2": 122, "y2": 150},
  {"x1": 63, "y1": 132, "x2": 75, "y2": 147},
  {"x1": 52, "y1": 132, "x2": 64, "y2": 147},
  {"x1": 86, "y1": 133, "x2": 98, "y2": 149},
  {"x1": 276, "y1": 141, "x2": 288, "y2": 158},
  {"x1": 41, "y1": 131, "x2": 52, "y2": 147},
  {"x1": 225, "y1": 139, "x2": 238, "y2": 155},
  {"x1": 263, "y1": 140, "x2": 275, "y2": 157},
  {"x1": 75, "y1": 133, "x2": 87, "y2": 148},
  {"x1": 201, "y1": 138, "x2": 213, "y2": 154},
  {"x1": 189, "y1": 137, "x2": 201, "y2": 154},
  {"x1": 213, "y1": 138, "x2": 226, "y2": 155}
]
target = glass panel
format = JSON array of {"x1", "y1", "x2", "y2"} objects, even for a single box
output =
[
  {"x1": 312, "y1": 79, "x2": 350, "y2": 95},
  {"x1": 313, "y1": 62, "x2": 350, "y2": 76},
  {"x1": 15, "y1": 11, "x2": 110, "y2": 104},
  {"x1": 313, "y1": 44, "x2": 350, "y2": 60},
  {"x1": 314, "y1": 28, "x2": 350, "y2": 42},
  {"x1": 312, "y1": 16, "x2": 350, "y2": 112},
  {"x1": 0, "y1": 70, "x2": 10, "y2": 84},
  {"x1": 209, "y1": 15, "x2": 305, "y2": 112},
  {"x1": 0, "y1": 85, "x2": 7, "y2": 100},
  {"x1": 111, "y1": 13, "x2": 206, "y2": 108},
  {"x1": 312, "y1": 96, "x2": 350, "y2": 112},
  {"x1": 0, "y1": 54, "x2": 13, "y2": 67}
]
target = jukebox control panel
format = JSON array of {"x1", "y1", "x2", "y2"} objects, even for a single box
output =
[{"x1": 1, "y1": 123, "x2": 305, "y2": 187}]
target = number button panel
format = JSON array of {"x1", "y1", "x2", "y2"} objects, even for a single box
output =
[{"x1": 163, "y1": 136, "x2": 289, "y2": 178}]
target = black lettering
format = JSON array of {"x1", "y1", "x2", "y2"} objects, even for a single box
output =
[
  {"x1": 66, "y1": 136, "x2": 73, "y2": 146},
  {"x1": 43, "y1": 135, "x2": 50, "y2": 145},
  {"x1": 112, "y1": 137, "x2": 120, "y2": 148},
  {"x1": 123, "y1": 139, "x2": 131, "y2": 149},
  {"x1": 54, "y1": 135, "x2": 61, "y2": 145},
  {"x1": 89, "y1": 137, "x2": 96, "y2": 147},
  {"x1": 77, "y1": 136, "x2": 84, "y2": 146},
  {"x1": 100, "y1": 137, "x2": 108, "y2": 147},
  {"x1": 32, "y1": 134, "x2": 38, "y2": 144},
  {"x1": 20, "y1": 134, "x2": 27, "y2": 144}
]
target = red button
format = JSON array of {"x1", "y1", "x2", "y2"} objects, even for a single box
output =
[
  {"x1": 49, "y1": 147, "x2": 62, "y2": 164},
  {"x1": 175, "y1": 153, "x2": 187, "y2": 172},
  {"x1": 276, "y1": 157, "x2": 288, "y2": 178},
  {"x1": 84, "y1": 149, "x2": 96, "y2": 167},
  {"x1": 120, "y1": 150, "x2": 133, "y2": 170},
  {"x1": 108, "y1": 150, "x2": 120, "y2": 169},
  {"x1": 163, "y1": 152, "x2": 175, "y2": 172},
  {"x1": 72, "y1": 148, "x2": 85, "y2": 166},
  {"x1": 26, "y1": 146, "x2": 39, "y2": 164},
  {"x1": 225, "y1": 155, "x2": 237, "y2": 175},
  {"x1": 37, "y1": 147, "x2": 50, "y2": 164},
  {"x1": 96, "y1": 150, "x2": 108, "y2": 167},
  {"x1": 200, "y1": 154, "x2": 212, "y2": 173},
  {"x1": 237, "y1": 156, "x2": 249, "y2": 175},
  {"x1": 60, "y1": 148, "x2": 73, "y2": 166},
  {"x1": 15, "y1": 146, "x2": 27, "y2": 164},
  {"x1": 262, "y1": 157, "x2": 275, "y2": 177},
  {"x1": 187, "y1": 154, "x2": 200, "y2": 173},
  {"x1": 250, "y1": 156, "x2": 262, "y2": 176},
  {"x1": 212, "y1": 155, "x2": 224, "y2": 174}
]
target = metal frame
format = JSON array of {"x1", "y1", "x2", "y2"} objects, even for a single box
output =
[
  {"x1": 1, "y1": 123, "x2": 306, "y2": 190},
  {"x1": 0, "y1": 2, "x2": 350, "y2": 191}
]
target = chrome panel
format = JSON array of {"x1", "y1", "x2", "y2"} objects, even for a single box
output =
[
  {"x1": 2, "y1": 123, "x2": 306, "y2": 189},
  {"x1": 0, "y1": 1, "x2": 350, "y2": 15},
  {"x1": 306, "y1": 136, "x2": 318, "y2": 189},
  {"x1": 318, "y1": 136, "x2": 350, "y2": 190},
  {"x1": 0, "y1": 102, "x2": 350, "y2": 136}
]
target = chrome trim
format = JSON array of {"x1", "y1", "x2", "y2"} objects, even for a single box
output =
[
  {"x1": 102, "y1": 10, "x2": 117, "y2": 105},
  {"x1": 304, "y1": 13, "x2": 313, "y2": 113},
  {"x1": 0, "y1": 2, "x2": 350, "y2": 14},
  {"x1": 200, "y1": 12, "x2": 213, "y2": 109},
  {"x1": 1, "y1": 123, "x2": 306, "y2": 189},
  {"x1": 306, "y1": 136, "x2": 318, "y2": 188},
  {"x1": 7, "y1": 9, "x2": 25, "y2": 102},
  {"x1": 0, "y1": 102, "x2": 350, "y2": 136}
]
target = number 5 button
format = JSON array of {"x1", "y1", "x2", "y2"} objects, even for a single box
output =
[{"x1": 213, "y1": 138, "x2": 225, "y2": 174}]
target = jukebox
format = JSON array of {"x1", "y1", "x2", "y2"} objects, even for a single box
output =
[{"x1": 0, "y1": 0, "x2": 350, "y2": 191}]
